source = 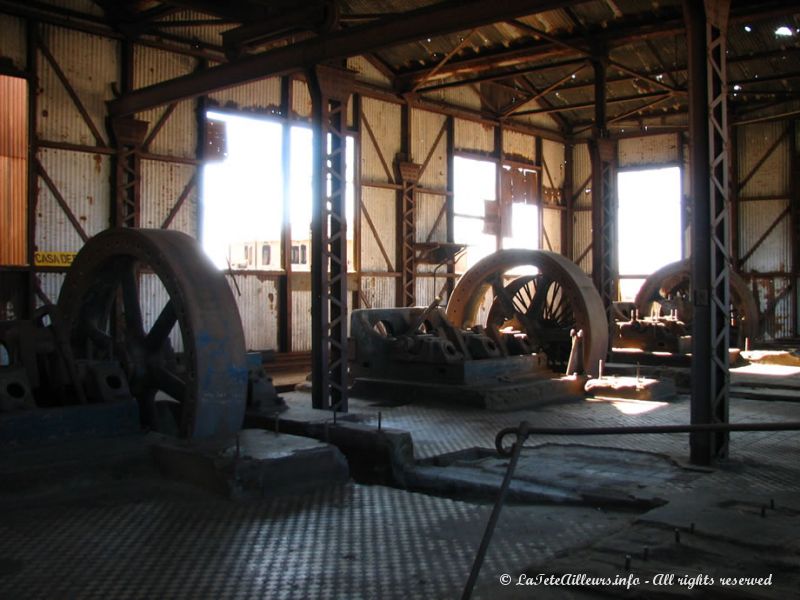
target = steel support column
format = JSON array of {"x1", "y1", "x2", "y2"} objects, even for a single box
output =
[
  {"x1": 590, "y1": 55, "x2": 617, "y2": 345},
  {"x1": 397, "y1": 161, "x2": 422, "y2": 306},
  {"x1": 308, "y1": 64, "x2": 354, "y2": 412},
  {"x1": 685, "y1": 0, "x2": 732, "y2": 464},
  {"x1": 109, "y1": 117, "x2": 148, "y2": 227}
]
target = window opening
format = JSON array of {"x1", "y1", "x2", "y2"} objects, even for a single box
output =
[{"x1": 617, "y1": 166, "x2": 682, "y2": 301}]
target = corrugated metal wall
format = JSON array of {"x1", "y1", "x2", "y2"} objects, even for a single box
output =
[
  {"x1": 618, "y1": 133, "x2": 680, "y2": 167},
  {"x1": 542, "y1": 207, "x2": 561, "y2": 253},
  {"x1": 0, "y1": 75, "x2": 28, "y2": 265},
  {"x1": 207, "y1": 76, "x2": 282, "y2": 113},
  {"x1": 502, "y1": 129, "x2": 536, "y2": 162},
  {"x1": 736, "y1": 121, "x2": 794, "y2": 339},
  {"x1": 570, "y1": 143, "x2": 592, "y2": 273},
  {"x1": 541, "y1": 139, "x2": 565, "y2": 189},
  {"x1": 134, "y1": 46, "x2": 197, "y2": 159},
  {"x1": 139, "y1": 160, "x2": 197, "y2": 237},
  {"x1": 454, "y1": 118, "x2": 494, "y2": 152},
  {"x1": 37, "y1": 26, "x2": 117, "y2": 147},
  {"x1": 348, "y1": 56, "x2": 391, "y2": 88},
  {"x1": 36, "y1": 147, "x2": 110, "y2": 252},
  {"x1": 424, "y1": 87, "x2": 482, "y2": 112}
]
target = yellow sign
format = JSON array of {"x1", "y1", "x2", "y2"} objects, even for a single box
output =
[{"x1": 34, "y1": 251, "x2": 76, "y2": 267}]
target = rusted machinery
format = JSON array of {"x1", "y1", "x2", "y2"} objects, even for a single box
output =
[
  {"x1": 350, "y1": 250, "x2": 608, "y2": 408},
  {"x1": 614, "y1": 258, "x2": 759, "y2": 353},
  {"x1": 1, "y1": 228, "x2": 254, "y2": 440}
]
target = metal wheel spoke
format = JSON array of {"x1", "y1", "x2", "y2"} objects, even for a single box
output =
[
  {"x1": 120, "y1": 264, "x2": 145, "y2": 337},
  {"x1": 146, "y1": 300, "x2": 177, "y2": 351},
  {"x1": 153, "y1": 366, "x2": 187, "y2": 402},
  {"x1": 528, "y1": 275, "x2": 553, "y2": 320}
]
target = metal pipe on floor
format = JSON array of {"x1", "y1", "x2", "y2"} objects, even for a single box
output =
[
  {"x1": 461, "y1": 421, "x2": 529, "y2": 600},
  {"x1": 495, "y1": 421, "x2": 800, "y2": 456}
]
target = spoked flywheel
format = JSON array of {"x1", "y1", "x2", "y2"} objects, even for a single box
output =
[
  {"x1": 447, "y1": 249, "x2": 608, "y2": 376},
  {"x1": 58, "y1": 228, "x2": 247, "y2": 438},
  {"x1": 486, "y1": 273, "x2": 577, "y2": 370},
  {"x1": 634, "y1": 258, "x2": 759, "y2": 348}
]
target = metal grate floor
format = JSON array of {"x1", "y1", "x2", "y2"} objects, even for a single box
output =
[
  {"x1": 2, "y1": 390, "x2": 800, "y2": 599},
  {"x1": 0, "y1": 483, "x2": 628, "y2": 600}
]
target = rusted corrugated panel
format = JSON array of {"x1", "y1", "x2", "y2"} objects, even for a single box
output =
[
  {"x1": 571, "y1": 142, "x2": 592, "y2": 208},
  {"x1": 35, "y1": 272, "x2": 65, "y2": 307},
  {"x1": 360, "y1": 275, "x2": 395, "y2": 309},
  {"x1": 134, "y1": 46, "x2": 197, "y2": 159},
  {"x1": 292, "y1": 79, "x2": 312, "y2": 119},
  {"x1": 573, "y1": 210, "x2": 592, "y2": 274},
  {"x1": 454, "y1": 118, "x2": 494, "y2": 153},
  {"x1": 228, "y1": 274, "x2": 279, "y2": 351},
  {"x1": 618, "y1": 133, "x2": 679, "y2": 167},
  {"x1": 738, "y1": 122, "x2": 791, "y2": 198},
  {"x1": 360, "y1": 97, "x2": 401, "y2": 182},
  {"x1": 348, "y1": 56, "x2": 392, "y2": 87},
  {"x1": 291, "y1": 289, "x2": 312, "y2": 351},
  {"x1": 360, "y1": 186, "x2": 395, "y2": 272},
  {"x1": 502, "y1": 129, "x2": 535, "y2": 162},
  {"x1": 541, "y1": 139, "x2": 565, "y2": 189},
  {"x1": 0, "y1": 75, "x2": 28, "y2": 265},
  {"x1": 36, "y1": 147, "x2": 110, "y2": 254},
  {"x1": 739, "y1": 198, "x2": 791, "y2": 273},
  {"x1": 208, "y1": 77, "x2": 283, "y2": 114},
  {"x1": 0, "y1": 14, "x2": 26, "y2": 70},
  {"x1": 411, "y1": 108, "x2": 447, "y2": 188},
  {"x1": 140, "y1": 159, "x2": 198, "y2": 238},
  {"x1": 37, "y1": 26, "x2": 117, "y2": 146},
  {"x1": 542, "y1": 207, "x2": 561, "y2": 254}
]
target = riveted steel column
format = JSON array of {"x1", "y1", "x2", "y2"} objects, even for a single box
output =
[
  {"x1": 685, "y1": 0, "x2": 731, "y2": 464},
  {"x1": 590, "y1": 55, "x2": 617, "y2": 349},
  {"x1": 398, "y1": 161, "x2": 422, "y2": 306},
  {"x1": 308, "y1": 65, "x2": 355, "y2": 412},
  {"x1": 109, "y1": 41, "x2": 147, "y2": 228}
]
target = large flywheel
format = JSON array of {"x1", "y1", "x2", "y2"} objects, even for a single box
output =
[
  {"x1": 58, "y1": 228, "x2": 247, "y2": 438},
  {"x1": 634, "y1": 258, "x2": 759, "y2": 348},
  {"x1": 446, "y1": 250, "x2": 608, "y2": 376}
]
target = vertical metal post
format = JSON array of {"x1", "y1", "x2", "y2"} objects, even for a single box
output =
[
  {"x1": 685, "y1": 0, "x2": 731, "y2": 464},
  {"x1": 445, "y1": 116, "x2": 456, "y2": 301},
  {"x1": 590, "y1": 54, "x2": 617, "y2": 337},
  {"x1": 790, "y1": 120, "x2": 799, "y2": 336},
  {"x1": 279, "y1": 75, "x2": 293, "y2": 353},
  {"x1": 308, "y1": 65, "x2": 355, "y2": 412},
  {"x1": 109, "y1": 41, "x2": 146, "y2": 228},
  {"x1": 398, "y1": 161, "x2": 422, "y2": 306},
  {"x1": 563, "y1": 140, "x2": 574, "y2": 259}
]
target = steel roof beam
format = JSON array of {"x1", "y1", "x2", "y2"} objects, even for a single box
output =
[{"x1": 108, "y1": 0, "x2": 579, "y2": 117}]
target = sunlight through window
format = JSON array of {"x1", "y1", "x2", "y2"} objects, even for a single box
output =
[{"x1": 617, "y1": 166, "x2": 682, "y2": 301}]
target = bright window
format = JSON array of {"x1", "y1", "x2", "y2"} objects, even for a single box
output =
[
  {"x1": 202, "y1": 111, "x2": 283, "y2": 270},
  {"x1": 453, "y1": 156, "x2": 497, "y2": 271},
  {"x1": 288, "y1": 125, "x2": 355, "y2": 272},
  {"x1": 202, "y1": 114, "x2": 355, "y2": 272},
  {"x1": 617, "y1": 166, "x2": 682, "y2": 301}
]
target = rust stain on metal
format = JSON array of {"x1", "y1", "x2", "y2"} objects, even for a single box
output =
[{"x1": 93, "y1": 154, "x2": 102, "y2": 173}]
